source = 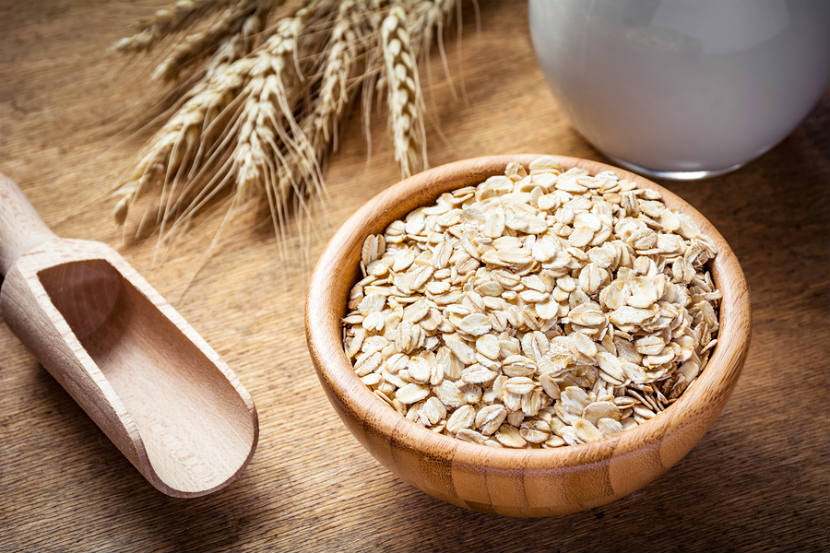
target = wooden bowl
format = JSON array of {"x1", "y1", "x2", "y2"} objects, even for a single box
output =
[{"x1": 306, "y1": 155, "x2": 751, "y2": 517}]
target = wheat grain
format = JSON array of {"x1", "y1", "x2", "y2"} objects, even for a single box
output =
[{"x1": 273, "y1": 0, "x2": 361, "y2": 207}]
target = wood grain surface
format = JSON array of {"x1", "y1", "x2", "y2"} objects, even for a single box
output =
[{"x1": 1, "y1": 1, "x2": 827, "y2": 551}]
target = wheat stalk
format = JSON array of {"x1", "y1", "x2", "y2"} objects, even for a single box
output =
[{"x1": 112, "y1": 0, "x2": 460, "y2": 253}]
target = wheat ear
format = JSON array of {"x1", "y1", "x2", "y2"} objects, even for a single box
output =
[
  {"x1": 283, "y1": 0, "x2": 360, "y2": 198},
  {"x1": 152, "y1": 2, "x2": 258, "y2": 81},
  {"x1": 230, "y1": 11, "x2": 310, "y2": 200},
  {"x1": 110, "y1": 0, "x2": 225, "y2": 53},
  {"x1": 261, "y1": 0, "x2": 361, "y2": 244},
  {"x1": 409, "y1": 0, "x2": 457, "y2": 92},
  {"x1": 310, "y1": 0, "x2": 359, "y2": 150},
  {"x1": 113, "y1": 57, "x2": 252, "y2": 225},
  {"x1": 381, "y1": 4, "x2": 427, "y2": 177},
  {"x1": 204, "y1": 10, "x2": 266, "y2": 78}
]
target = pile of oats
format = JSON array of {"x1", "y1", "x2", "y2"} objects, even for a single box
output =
[{"x1": 342, "y1": 157, "x2": 721, "y2": 449}]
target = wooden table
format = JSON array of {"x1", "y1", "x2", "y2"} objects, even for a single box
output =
[{"x1": 1, "y1": 2, "x2": 828, "y2": 551}]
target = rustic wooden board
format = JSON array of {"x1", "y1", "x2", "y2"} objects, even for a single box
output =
[{"x1": 1, "y1": 1, "x2": 828, "y2": 551}]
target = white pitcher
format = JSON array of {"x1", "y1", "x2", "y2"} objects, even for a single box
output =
[{"x1": 529, "y1": 0, "x2": 830, "y2": 179}]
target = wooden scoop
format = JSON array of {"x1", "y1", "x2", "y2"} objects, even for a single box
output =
[{"x1": 0, "y1": 175, "x2": 258, "y2": 497}]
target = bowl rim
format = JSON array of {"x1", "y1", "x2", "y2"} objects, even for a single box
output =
[{"x1": 306, "y1": 154, "x2": 751, "y2": 471}]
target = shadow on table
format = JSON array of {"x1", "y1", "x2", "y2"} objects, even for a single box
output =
[
  {"x1": 361, "y1": 420, "x2": 820, "y2": 553},
  {"x1": 27, "y1": 364, "x2": 271, "y2": 553}
]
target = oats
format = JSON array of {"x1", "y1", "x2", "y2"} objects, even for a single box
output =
[
  {"x1": 434, "y1": 380, "x2": 465, "y2": 408},
  {"x1": 535, "y1": 299, "x2": 559, "y2": 320},
  {"x1": 463, "y1": 384, "x2": 483, "y2": 404},
  {"x1": 544, "y1": 434, "x2": 567, "y2": 448},
  {"x1": 635, "y1": 335, "x2": 665, "y2": 356},
  {"x1": 522, "y1": 331, "x2": 549, "y2": 360},
  {"x1": 559, "y1": 425, "x2": 581, "y2": 445},
  {"x1": 614, "y1": 395, "x2": 638, "y2": 409},
  {"x1": 496, "y1": 248, "x2": 533, "y2": 266},
  {"x1": 504, "y1": 410, "x2": 522, "y2": 428},
  {"x1": 557, "y1": 275, "x2": 577, "y2": 293},
  {"x1": 609, "y1": 305, "x2": 654, "y2": 326},
  {"x1": 569, "y1": 331, "x2": 598, "y2": 358},
  {"x1": 519, "y1": 419, "x2": 550, "y2": 443},
  {"x1": 502, "y1": 391, "x2": 522, "y2": 412},
  {"x1": 627, "y1": 276, "x2": 661, "y2": 308},
  {"x1": 532, "y1": 236, "x2": 558, "y2": 262},
  {"x1": 354, "y1": 351, "x2": 381, "y2": 376},
  {"x1": 475, "y1": 334, "x2": 501, "y2": 360},
  {"x1": 568, "y1": 225, "x2": 594, "y2": 248},
  {"x1": 344, "y1": 160, "x2": 720, "y2": 448},
  {"x1": 475, "y1": 404, "x2": 507, "y2": 435},
  {"x1": 529, "y1": 156, "x2": 561, "y2": 174},
  {"x1": 455, "y1": 313, "x2": 492, "y2": 336},
  {"x1": 502, "y1": 355, "x2": 537, "y2": 377},
  {"x1": 578, "y1": 263, "x2": 609, "y2": 295},
  {"x1": 596, "y1": 351, "x2": 625, "y2": 383},
  {"x1": 446, "y1": 405, "x2": 475, "y2": 433},
  {"x1": 407, "y1": 356, "x2": 431, "y2": 384},
  {"x1": 568, "y1": 303, "x2": 607, "y2": 328},
  {"x1": 422, "y1": 397, "x2": 447, "y2": 425},
  {"x1": 456, "y1": 428, "x2": 487, "y2": 444},
  {"x1": 396, "y1": 383, "x2": 429, "y2": 405},
  {"x1": 461, "y1": 364, "x2": 498, "y2": 384},
  {"x1": 403, "y1": 300, "x2": 429, "y2": 323},
  {"x1": 361, "y1": 373, "x2": 382, "y2": 386},
  {"x1": 495, "y1": 424, "x2": 527, "y2": 448},
  {"x1": 633, "y1": 404, "x2": 656, "y2": 419},
  {"x1": 597, "y1": 417, "x2": 624, "y2": 437},
  {"x1": 561, "y1": 386, "x2": 590, "y2": 414},
  {"x1": 522, "y1": 388, "x2": 544, "y2": 416},
  {"x1": 539, "y1": 373, "x2": 561, "y2": 400},
  {"x1": 429, "y1": 361, "x2": 444, "y2": 386},
  {"x1": 504, "y1": 376, "x2": 536, "y2": 395},
  {"x1": 519, "y1": 289, "x2": 548, "y2": 303},
  {"x1": 345, "y1": 327, "x2": 366, "y2": 359},
  {"x1": 582, "y1": 401, "x2": 621, "y2": 425},
  {"x1": 362, "y1": 234, "x2": 386, "y2": 266},
  {"x1": 575, "y1": 418, "x2": 603, "y2": 442},
  {"x1": 506, "y1": 213, "x2": 547, "y2": 235},
  {"x1": 444, "y1": 334, "x2": 475, "y2": 364}
]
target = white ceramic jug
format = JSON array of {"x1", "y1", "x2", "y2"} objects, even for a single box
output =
[{"x1": 529, "y1": 0, "x2": 830, "y2": 179}]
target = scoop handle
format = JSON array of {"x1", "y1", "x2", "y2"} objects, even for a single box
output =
[{"x1": 0, "y1": 173, "x2": 58, "y2": 275}]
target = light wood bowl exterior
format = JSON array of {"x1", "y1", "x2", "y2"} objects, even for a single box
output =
[{"x1": 306, "y1": 155, "x2": 751, "y2": 517}]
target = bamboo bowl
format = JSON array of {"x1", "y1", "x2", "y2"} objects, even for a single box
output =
[{"x1": 306, "y1": 155, "x2": 751, "y2": 517}]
